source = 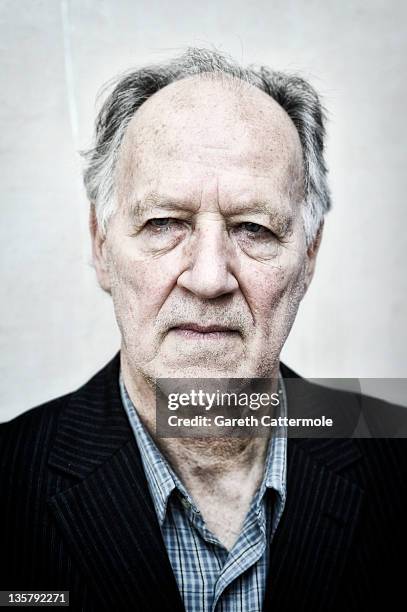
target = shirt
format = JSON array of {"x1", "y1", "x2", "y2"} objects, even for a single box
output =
[{"x1": 120, "y1": 373, "x2": 287, "y2": 612}]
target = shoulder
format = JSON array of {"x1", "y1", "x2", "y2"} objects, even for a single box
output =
[
  {"x1": 0, "y1": 394, "x2": 73, "y2": 507},
  {"x1": 281, "y1": 361, "x2": 407, "y2": 470},
  {"x1": 0, "y1": 390, "x2": 79, "y2": 515},
  {"x1": 0, "y1": 394, "x2": 69, "y2": 471},
  {"x1": 0, "y1": 353, "x2": 121, "y2": 483}
]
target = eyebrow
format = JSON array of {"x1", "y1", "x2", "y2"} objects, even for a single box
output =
[
  {"x1": 128, "y1": 193, "x2": 293, "y2": 234},
  {"x1": 129, "y1": 195, "x2": 197, "y2": 217}
]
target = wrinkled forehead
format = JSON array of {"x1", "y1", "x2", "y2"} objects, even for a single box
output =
[{"x1": 116, "y1": 74, "x2": 304, "y2": 198}]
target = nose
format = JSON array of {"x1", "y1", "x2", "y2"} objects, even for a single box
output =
[{"x1": 177, "y1": 220, "x2": 238, "y2": 299}]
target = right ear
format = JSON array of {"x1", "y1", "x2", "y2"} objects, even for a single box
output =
[{"x1": 89, "y1": 205, "x2": 111, "y2": 293}]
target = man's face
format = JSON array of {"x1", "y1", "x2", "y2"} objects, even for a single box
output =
[{"x1": 93, "y1": 76, "x2": 319, "y2": 381}]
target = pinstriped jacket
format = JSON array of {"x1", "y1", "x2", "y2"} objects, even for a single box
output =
[{"x1": 1, "y1": 352, "x2": 406, "y2": 611}]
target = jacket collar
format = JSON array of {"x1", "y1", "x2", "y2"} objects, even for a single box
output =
[
  {"x1": 48, "y1": 352, "x2": 131, "y2": 479},
  {"x1": 48, "y1": 352, "x2": 185, "y2": 611},
  {"x1": 265, "y1": 361, "x2": 364, "y2": 611}
]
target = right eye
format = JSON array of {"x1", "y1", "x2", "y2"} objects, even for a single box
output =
[
  {"x1": 145, "y1": 217, "x2": 182, "y2": 233},
  {"x1": 142, "y1": 218, "x2": 189, "y2": 241},
  {"x1": 148, "y1": 218, "x2": 172, "y2": 227}
]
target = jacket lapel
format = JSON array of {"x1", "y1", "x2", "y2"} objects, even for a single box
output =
[
  {"x1": 264, "y1": 366, "x2": 365, "y2": 611},
  {"x1": 47, "y1": 353, "x2": 185, "y2": 611}
]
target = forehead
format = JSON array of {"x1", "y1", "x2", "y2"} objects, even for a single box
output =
[{"x1": 116, "y1": 74, "x2": 303, "y2": 204}]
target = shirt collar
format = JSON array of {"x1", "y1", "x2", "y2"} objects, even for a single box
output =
[
  {"x1": 254, "y1": 374, "x2": 287, "y2": 513},
  {"x1": 119, "y1": 373, "x2": 189, "y2": 525},
  {"x1": 119, "y1": 370, "x2": 287, "y2": 526}
]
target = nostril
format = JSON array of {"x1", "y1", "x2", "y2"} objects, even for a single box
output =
[{"x1": 177, "y1": 267, "x2": 238, "y2": 299}]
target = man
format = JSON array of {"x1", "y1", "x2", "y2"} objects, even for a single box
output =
[{"x1": 1, "y1": 48, "x2": 406, "y2": 611}]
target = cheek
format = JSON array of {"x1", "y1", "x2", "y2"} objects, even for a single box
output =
[
  {"x1": 107, "y1": 243, "x2": 179, "y2": 327},
  {"x1": 239, "y1": 253, "x2": 306, "y2": 321}
]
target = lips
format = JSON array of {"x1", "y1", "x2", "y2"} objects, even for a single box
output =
[
  {"x1": 173, "y1": 323, "x2": 237, "y2": 333},
  {"x1": 168, "y1": 323, "x2": 240, "y2": 340}
]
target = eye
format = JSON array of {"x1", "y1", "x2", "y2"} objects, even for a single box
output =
[
  {"x1": 149, "y1": 218, "x2": 172, "y2": 227},
  {"x1": 143, "y1": 217, "x2": 187, "y2": 237},
  {"x1": 145, "y1": 217, "x2": 182, "y2": 232},
  {"x1": 232, "y1": 222, "x2": 280, "y2": 259},
  {"x1": 238, "y1": 222, "x2": 275, "y2": 239},
  {"x1": 241, "y1": 222, "x2": 264, "y2": 233}
]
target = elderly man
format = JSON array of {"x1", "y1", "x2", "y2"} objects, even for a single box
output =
[{"x1": 1, "y1": 49, "x2": 405, "y2": 611}]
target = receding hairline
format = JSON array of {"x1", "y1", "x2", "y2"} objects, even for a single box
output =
[
  {"x1": 121, "y1": 70, "x2": 303, "y2": 158},
  {"x1": 114, "y1": 70, "x2": 305, "y2": 217},
  {"x1": 124, "y1": 72, "x2": 301, "y2": 136}
]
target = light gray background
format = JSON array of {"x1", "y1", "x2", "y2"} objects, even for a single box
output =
[{"x1": 1, "y1": 0, "x2": 406, "y2": 421}]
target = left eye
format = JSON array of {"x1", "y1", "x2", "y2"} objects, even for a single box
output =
[{"x1": 240, "y1": 222, "x2": 266, "y2": 233}]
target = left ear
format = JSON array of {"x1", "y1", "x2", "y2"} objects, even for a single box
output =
[{"x1": 304, "y1": 220, "x2": 324, "y2": 293}]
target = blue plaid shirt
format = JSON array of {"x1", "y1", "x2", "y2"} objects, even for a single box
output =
[{"x1": 120, "y1": 373, "x2": 287, "y2": 612}]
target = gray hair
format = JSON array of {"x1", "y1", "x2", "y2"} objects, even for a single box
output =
[{"x1": 82, "y1": 47, "x2": 331, "y2": 245}]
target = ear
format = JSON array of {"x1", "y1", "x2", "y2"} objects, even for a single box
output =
[
  {"x1": 304, "y1": 221, "x2": 324, "y2": 293},
  {"x1": 89, "y1": 205, "x2": 111, "y2": 293}
]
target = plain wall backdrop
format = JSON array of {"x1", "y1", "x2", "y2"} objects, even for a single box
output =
[{"x1": 1, "y1": 0, "x2": 406, "y2": 421}]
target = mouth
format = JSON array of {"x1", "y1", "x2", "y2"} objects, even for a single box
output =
[{"x1": 169, "y1": 323, "x2": 240, "y2": 340}]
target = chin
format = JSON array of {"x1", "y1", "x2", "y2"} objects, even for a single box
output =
[{"x1": 155, "y1": 360, "x2": 245, "y2": 380}]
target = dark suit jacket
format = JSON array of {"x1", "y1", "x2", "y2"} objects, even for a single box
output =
[{"x1": 1, "y1": 353, "x2": 406, "y2": 611}]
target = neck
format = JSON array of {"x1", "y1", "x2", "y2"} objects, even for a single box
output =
[
  {"x1": 120, "y1": 352, "x2": 278, "y2": 488},
  {"x1": 120, "y1": 351, "x2": 281, "y2": 549}
]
